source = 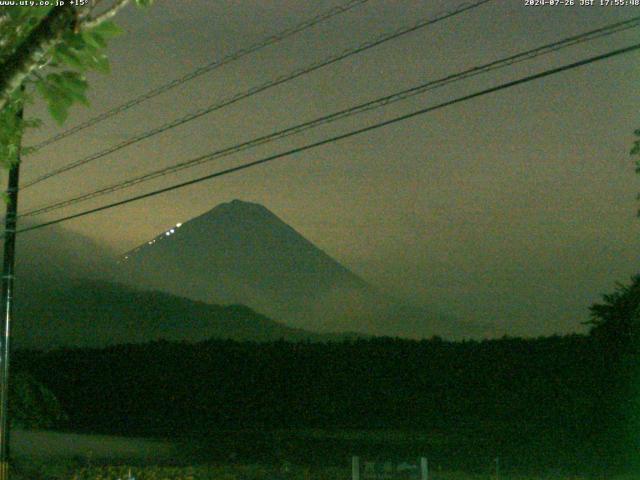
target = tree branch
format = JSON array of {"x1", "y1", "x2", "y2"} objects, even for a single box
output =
[
  {"x1": 0, "y1": 5, "x2": 77, "y2": 112},
  {"x1": 82, "y1": 0, "x2": 131, "y2": 30}
]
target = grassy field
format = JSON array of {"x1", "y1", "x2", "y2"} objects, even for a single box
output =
[
  {"x1": 8, "y1": 429, "x2": 636, "y2": 479},
  {"x1": 9, "y1": 462, "x2": 638, "y2": 480},
  {"x1": 11, "y1": 429, "x2": 175, "y2": 462}
]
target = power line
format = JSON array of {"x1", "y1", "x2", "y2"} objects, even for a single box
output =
[
  {"x1": 26, "y1": 0, "x2": 371, "y2": 153},
  {"x1": 19, "y1": 15, "x2": 640, "y2": 218},
  {"x1": 16, "y1": 41, "x2": 640, "y2": 235},
  {"x1": 20, "y1": 0, "x2": 493, "y2": 189}
]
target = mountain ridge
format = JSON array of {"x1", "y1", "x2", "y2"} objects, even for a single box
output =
[
  {"x1": 6, "y1": 219, "x2": 365, "y2": 349},
  {"x1": 14, "y1": 279, "x2": 353, "y2": 349},
  {"x1": 116, "y1": 199, "x2": 478, "y2": 338}
]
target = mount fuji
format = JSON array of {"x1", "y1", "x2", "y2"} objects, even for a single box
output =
[{"x1": 117, "y1": 200, "x2": 474, "y2": 338}]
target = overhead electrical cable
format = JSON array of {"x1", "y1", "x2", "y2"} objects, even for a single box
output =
[
  {"x1": 16, "y1": 41, "x2": 640, "y2": 235},
  {"x1": 20, "y1": 0, "x2": 492, "y2": 189},
  {"x1": 26, "y1": 0, "x2": 371, "y2": 153},
  {"x1": 19, "y1": 15, "x2": 640, "y2": 218}
]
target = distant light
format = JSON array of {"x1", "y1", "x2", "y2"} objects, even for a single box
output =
[
  {"x1": 124, "y1": 256, "x2": 128, "y2": 259},
  {"x1": 148, "y1": 241, "x2": 153, "y2": 245},
  {"x1": 166, "y1": 232, "x2": 170, "y2": 236},
  {"x1": 176, "y1": 223, "x2": 182, "y2": 228},
  {"x1": 170, "y1": 229, "x2": 175, "y2": 233}
]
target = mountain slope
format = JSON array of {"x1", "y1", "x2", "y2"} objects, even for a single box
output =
[
  {"x1": 0, "y1": 221, "x2": 337, "y2": 348},
  {"x1": 118, "y1": 200, "x2": 371, "y2": 332},
  {"x1": 13, "y1": 279, "x2": 329, "y2": 349},
  {"x1": 117, "y1": 200, "x2": 472, "y2": 338},
  {"x1": 0, "y1": 219, "x2": 369, "y2": 348}
]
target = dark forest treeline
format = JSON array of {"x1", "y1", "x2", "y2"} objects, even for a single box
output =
[{"x1": 11, "y1": 331, "x2": 639, "y2": 474}]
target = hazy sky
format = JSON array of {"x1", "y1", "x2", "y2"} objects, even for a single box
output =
[{"x1": 16, "y1": 0, "x2": 640, "y2": 337}]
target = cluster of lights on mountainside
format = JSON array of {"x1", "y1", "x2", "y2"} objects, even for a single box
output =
[{"x1": 121, "y1": 222, "x2": 183, "y2": 261}]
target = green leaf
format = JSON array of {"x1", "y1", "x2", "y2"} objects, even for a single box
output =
[
  {"x1": 92, "y1": 53, "x2": 110, "y2": 73},
  {"x1": 59, "y1": 71, "x2": 89, "y2": 104},
  {"x1": 48, "y1": 100, "x2": 69, "y2": 125},
  {"x1": 81, "y1": 30, "x2": 107, "y2": 50},
  {"x1": 35, "y1": 81, "x2": 55, "y2": 104},
  {"x1": 60, "y1": 71, "x2": 87, "y2": 88},
  {"x1": 43, "y1": 75, "x2": 74, "y2": 103},
  {"x1": 135, "y1": 0, "x2": 155, "y2": 7},
  {"x1": 90, "y1": 20, "x2": 124, "y2": 39},
  {"x1": 54, "y1": 45, "x2": 85, "y2": 70},
  {"x1": 36, "y1": 76, "x2": 77, "y2": 124},
  {"x1": 62, "y1": 31, "x2": 88, "y2": 51}
]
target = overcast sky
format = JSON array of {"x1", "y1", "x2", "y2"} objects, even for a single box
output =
[{"x1": 16, "y1": 0, "x2": 640, "y2": 337}]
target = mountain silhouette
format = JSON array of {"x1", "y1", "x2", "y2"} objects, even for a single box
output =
[
  {"x1": 13, "y1": 280, "x2": 334, "y2": 349},
  {"x1": 7, "y1": 221, "x2": 341, "y2": 349},
  {"x1": 117, "y1": 200, "x2": 477, "y2": 338}
]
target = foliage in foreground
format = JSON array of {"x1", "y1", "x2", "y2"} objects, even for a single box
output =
[
  {"x1": 14, "y1": 330, "x2": 636, "y2": 475},
  {"x1": 0, "y1": 0, "x2": 154, "y2": 168},
  {"x1": 9, "y1": 370, "x2": 67, "y2": 429},
  {"x1": 9, "y1": 462, "x2": 639, "y2": 480}
]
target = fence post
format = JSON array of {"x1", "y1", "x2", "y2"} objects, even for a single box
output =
[
  {"x1": 352, "y1": 456, "x2": 360, "y2": 480},
  {"x1": 420, "y1": 457, "x2": 428, "y2": 480}
]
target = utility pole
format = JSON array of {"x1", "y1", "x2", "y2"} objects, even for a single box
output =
[{"x1": 0, "y1": 99, "x2": 23, "y2": 480}]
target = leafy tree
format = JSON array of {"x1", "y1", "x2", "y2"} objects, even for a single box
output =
[
  {"x1": 585, "y1": 276, "x2": 640, "y2": 472},
  {"x1": 632, "y1": 129, "x2": 640, "y2": 215},
  {"x1": 586, "y1": 275, "x2": 640, "y2": 350},
  {"x1": 0, "y1": 0, "x2": 154, "y2": 169},
  {"x1": 9, "y1": 371, "x2": 67, "y2": 429}
]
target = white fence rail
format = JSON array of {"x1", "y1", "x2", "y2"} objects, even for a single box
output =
[{"x1": 352, "y1": 456, "x2": 428, "y2": 480}]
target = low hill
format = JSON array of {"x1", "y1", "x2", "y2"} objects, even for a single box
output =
[{"x1": 13, "y1": 280, "x2": 334, "y2": 349}]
